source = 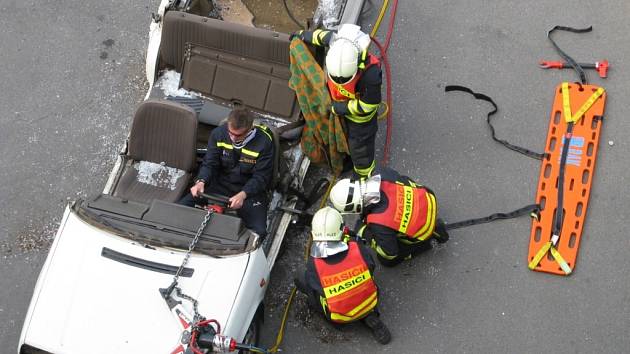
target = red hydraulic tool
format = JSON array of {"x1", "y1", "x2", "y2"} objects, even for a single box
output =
[{"x1": 539, "y1": 60, "x2": 609, "y2": 78}]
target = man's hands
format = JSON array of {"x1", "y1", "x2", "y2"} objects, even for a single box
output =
[
  {"x1": 192, "y1": 181, "x2": 246, "y2": 209},
  {"x1": 229, "y1": 191, "x2": 247, "y2": 209},
  {"x1": 190, "y1": 180, "x2": 205, "y2": 197}
]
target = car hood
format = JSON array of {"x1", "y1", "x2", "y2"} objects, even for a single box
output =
[{"x1": 21, "y1": 208, "x2": 250, "y2": 354}]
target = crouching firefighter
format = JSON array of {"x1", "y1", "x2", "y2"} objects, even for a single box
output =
[
  {"x1": 330, "y1": 166, "x2": 449, "y2": 267},
  {"x1": 295, "y1": 207, "x2": 391, "y2": 344},
  {"x1": 292, "y1": 24, "x2": 382, "y2": 178}
]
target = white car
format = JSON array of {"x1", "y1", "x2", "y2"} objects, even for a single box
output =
[
  {"x1": 17, "y1": 6, "x2": 313, "y2": 354},
  {"x1": 18, "y1": 0, "x2": 366, "y2": 352}
]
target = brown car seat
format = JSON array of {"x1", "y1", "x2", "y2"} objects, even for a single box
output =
[{"x1": 113, "y1": 100, "x2": 198, "y2": 203}]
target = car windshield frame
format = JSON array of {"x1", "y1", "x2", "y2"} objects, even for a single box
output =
[{"x1": 74, "y1": 195, "x2": 259, "y2": 256}]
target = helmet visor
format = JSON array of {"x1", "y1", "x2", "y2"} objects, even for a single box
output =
[
  {"x1": 330, "y1": 75, "x2": 353, "y2": 84},
  {"x1": 310, "y1": 241, "x2": 349, "y2": 258},
  {"x1": 363, "y1": 174, "x2": 382, "y2": 206}
]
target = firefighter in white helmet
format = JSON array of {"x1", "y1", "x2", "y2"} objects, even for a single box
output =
[
  {"x1": 291, "y1": 24, "x2": 382, "y2": 178},
  {"x1": 294, "y1": 207, "x2": 391, "y2": 344},
  {"x1": 329, "y1": 166, "x2": 449, "y2": 267}
]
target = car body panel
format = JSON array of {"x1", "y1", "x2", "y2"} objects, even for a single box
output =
[{"x1": 19, "y1": 207, "x2": 254, "y2": 353}]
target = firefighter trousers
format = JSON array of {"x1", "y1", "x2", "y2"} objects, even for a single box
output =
[{"x1": 345, "y1": 116, "x2": 378, "y2": 178}]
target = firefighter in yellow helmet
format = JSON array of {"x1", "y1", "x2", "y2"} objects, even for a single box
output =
[
  {"x1": 294, "y1": 207, "x2": 391, "y2": 344},
  {"x1": 292, "y1": 24, "x2": 382, "y2": 178},
  {"x1": 330, "y1": 166, "x2": 449, "y2": 267}
]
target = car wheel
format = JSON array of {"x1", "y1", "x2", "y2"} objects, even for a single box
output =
[{"x1": 239, "y1": 310, "x2": 262, "y2": 353}]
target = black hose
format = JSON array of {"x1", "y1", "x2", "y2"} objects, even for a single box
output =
[{"x1": 282, "y1": 0, "x2": 305, "y2": 29}]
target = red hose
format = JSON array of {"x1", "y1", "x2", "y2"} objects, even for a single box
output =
[
  {"x1": 371, "y1": 0, "x2": 398, "y2": 165},
  {"x1": 382, "y1": 0, "x2": 399, "y2": 54}
]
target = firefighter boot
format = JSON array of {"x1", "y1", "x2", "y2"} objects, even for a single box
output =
[
  {"x1": 433, "y1": 218, "x2": 449, "y2": 244},
  {"x1": 362, "y1": 312, "x2": 391, "y2": 344}
]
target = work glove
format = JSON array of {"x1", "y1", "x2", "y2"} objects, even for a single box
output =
[
  {"x1": 289, "y1": 30, "x2": 304, "y2": 41},
  {"x1": 331, "y1": 101, "x2": 347, "y2": 116}
]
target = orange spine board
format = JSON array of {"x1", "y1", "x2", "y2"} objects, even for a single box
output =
[{"x1": 528, "y1": 83, "x2": 606, "y2": 275}]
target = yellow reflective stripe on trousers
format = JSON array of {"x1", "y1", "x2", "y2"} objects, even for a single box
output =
[
  {"x1": 241, "y1": 148, "x2": 260, "y2": 158},
  {"x1": 414, "y1": 192, "x2": 437, "y2": 240},
  {"x1": 348, "y1": 100, "x2": 361, "y2": 115},
  {"x1": 329, "y1": 292, "x2": 378, "y2": 322},
  {"x1": 397, "y1": 186, "x2": 414, "y2": 234},
  {"x1": 398, "y1": 236, "x2": 422, "y2": 245},
  {"x1": 358, "y1": 100, "x2": 380, "y2": 112},
  {"x1": 371, "y1": 239, "x2": 396, "y2": 260},
  {"x1": 561, "y1": 82, "x2": 605, "y2": 123},
  {"x1": 217, "y1": 141, "x2": 233, "y2": 149},
  {"x1": 353, "y1": 160, "x2": 375, "y2": 177}
]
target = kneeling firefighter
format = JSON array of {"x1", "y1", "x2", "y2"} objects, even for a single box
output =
[
  {"x1": 294, "y1": 207, "x2": 391, "y2": 344},
  {"x1": 292, "y1": 24, "x2": 382, "y2": 178},
  {"x1": 330, "y1": 166, "x2": 449, "y2": 267}
]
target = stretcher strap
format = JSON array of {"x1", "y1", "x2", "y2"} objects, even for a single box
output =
[
  {"x1": 562, "y1": 83, "x2": 605, "y2": 123},
  {"x1": 547, "y1": 26, "x2": 592, "y2": 84},
  {"x1": 528, "y1": 241, "x2": 572, "y2": 275},
  {"x1": 445, "y1": 204, "x2": 540, "y2": 230},
  {"x1": 445, "y1": 85, "x2": 548, "y2": 160}
]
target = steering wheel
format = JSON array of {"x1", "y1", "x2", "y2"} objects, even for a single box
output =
[{"x1": 200, "y1": 192, "x2": 230, "y2": 207}]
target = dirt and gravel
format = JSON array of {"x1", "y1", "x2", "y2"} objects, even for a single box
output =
[{"x1": 243, "y1": 0, "x2": 318, "y2": 33}]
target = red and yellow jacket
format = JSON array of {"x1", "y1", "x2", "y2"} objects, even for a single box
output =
[
  {"x1": 300, "y1": 239, "x2": 378, "y2": 323},
  {"x1": 365, "y1": 167, "x2": 438, "y2": 241}
]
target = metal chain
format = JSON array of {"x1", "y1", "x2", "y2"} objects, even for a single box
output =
[
  {"x1": 168, "y1": 209, "x2": 214, "y2": 322},
  {"x1": 171, "y1": 209, "x2": 213, "y2": 285},
  {"x1": 175, "y1": 287, "x2": 203, "y2": 322}
]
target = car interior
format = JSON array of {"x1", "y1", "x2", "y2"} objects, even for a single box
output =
[{"x1": 77, "y1": 10, "x2": 306, "y2": 254}]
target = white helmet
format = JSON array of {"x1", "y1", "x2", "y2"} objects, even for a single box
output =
[
  {"x1": 311, "y1": 207, "x2": 344, "y2": 241},
  {"x1": 310, "y1": 207, "x2": 348, "y2": 258},
  {"x1": 325, "y1": 39, "x2": 359, "y2": 83},
  {"x1": 330, "y1": 178, "x2": 363, "y2": 213}
]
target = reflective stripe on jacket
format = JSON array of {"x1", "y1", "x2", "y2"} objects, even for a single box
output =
[
  {"x1": 366, "y1": 180, "x2": 438, "y2": 240},
  {"x1": 196, "y1": 124, "x2": 274, "y2": 196},
  {"x1": 328, "y1": 54, "x2": 381, "y2": 123},
  {"x1": 313, "y1": 241, "x2": 378, "y2": 323}
]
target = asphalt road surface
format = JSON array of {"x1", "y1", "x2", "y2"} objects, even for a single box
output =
[
  {"x1": 261, "y1": 1, "x2": 630, "y2": 353},
  {"x1": 2, "y1": 0, "x2": 629, "y2": 353},
  {"x1": 0, "y1": 0, "x2": 158, "y2": 350}
]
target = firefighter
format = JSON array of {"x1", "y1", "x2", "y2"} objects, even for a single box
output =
[
  {"x1": 178, "y1": 107, "x2": 274, "y2": 238},
  {"x1": 292, "y1": 24, "x2": 382, "y2": 178},
  {"x1": 329, "y1": 166, "x2": 449, "y2": 267},
  {"x1": 295, "y1": 207, "x2": 391, "y2": 344}
]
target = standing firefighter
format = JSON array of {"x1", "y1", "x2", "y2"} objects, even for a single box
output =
[
  {"x1": 295, "y1": 207, "x2": 391, "y2": 344},
  {"x1": 330, "y1": 166, "x2": 449, "y2": 267},
  {"x1": 292, "y1": 24, "x2": 382, "y2": 178}
]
